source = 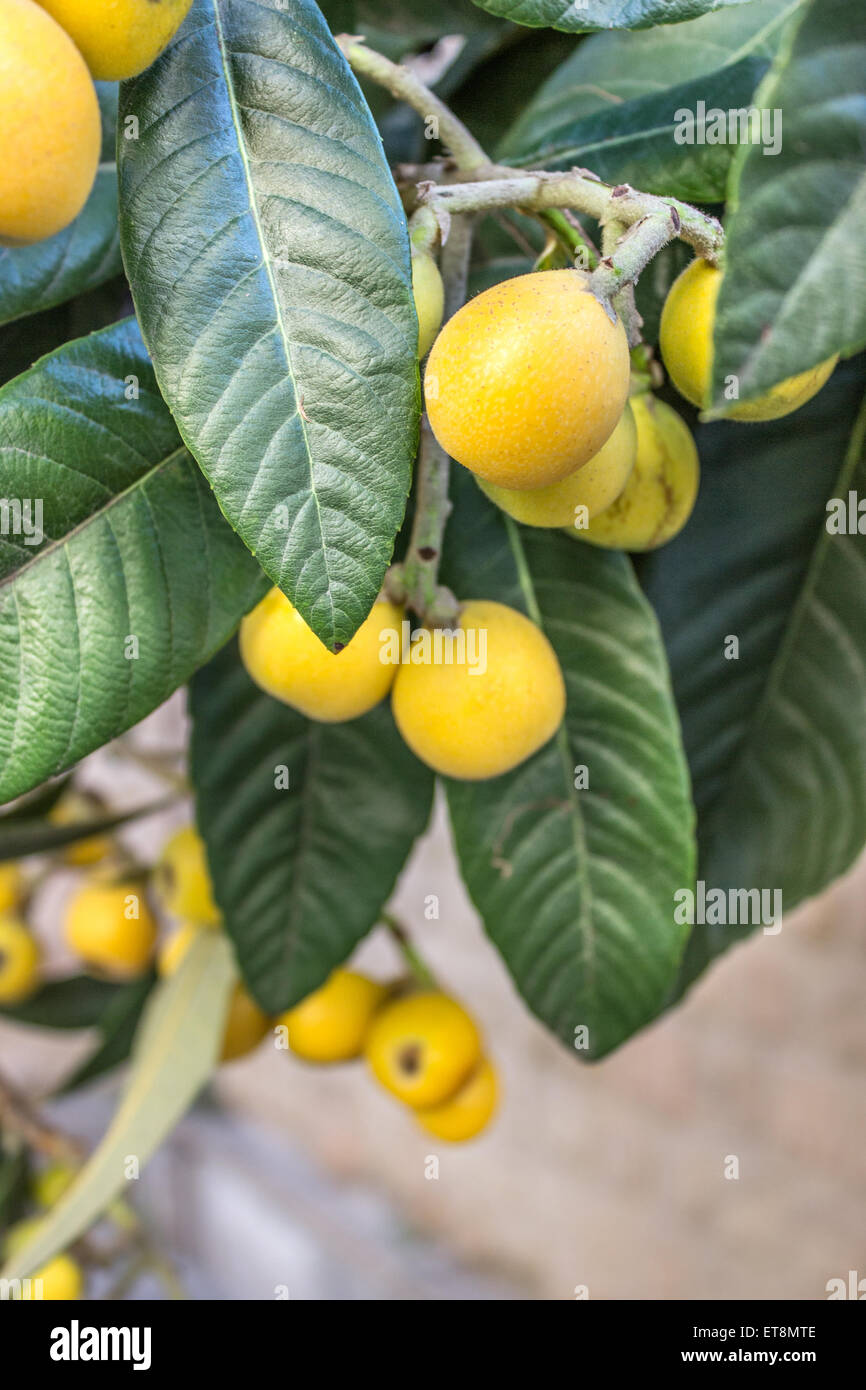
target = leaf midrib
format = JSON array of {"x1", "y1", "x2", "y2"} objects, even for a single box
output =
[
  {"x1": 209, "y1": 0, "x2": 335, "y2": 639},
  {"x1": 703, "y1": 388, "x2": 866, "y2": 861},
  {"x1": 0, "y1": 443, "x2": 188, "y2": 595},
  {"x1": 502, "y1": 517, "x2": 598, "y2": 1011}
]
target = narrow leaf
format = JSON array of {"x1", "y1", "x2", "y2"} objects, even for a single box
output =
[
  {"x1": 118, "y1": 0, "x2": 420, "y2": 650},
  {"x1": 57, "y1": 974, "x2": 156, "y2": 1095},
  {"x1": 0, "y1": 318, "x2": 267, "y2": 805},
  {"x1": 0, "y1": 798, "x2": 172, "y2": 863},
  {"x1": 0, "y1": 975, "x2": 135, "y2": 1031},
  {"x1": 470, "y1": 0, "x2": 755, "y2": 36},
  {"x1": 0, "y1": 933, "x2": 234, "y2": 1281},
  {"x1": 190, "y1": 640, "x2": 434, "y2": 1013}
]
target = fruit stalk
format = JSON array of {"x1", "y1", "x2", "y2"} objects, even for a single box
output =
[{"x1": 336, "y1": 35, "x2": 487, "y2": 172}]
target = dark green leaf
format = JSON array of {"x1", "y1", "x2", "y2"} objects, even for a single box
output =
[
  {"x1": 500, "y1": 0, "x2": 801, "y2": 155},
  {"x1": 0, "y1": 799, "x2": 172, "y2": 863},
  {"x1": 470, "y1": 0, "x2": 755, "y2": 36},
  {"x1": 118, "y1": 0, "x2": 420, "y2": 650},
  {"x1": 441, "y1": 473, "x2": 696, "y2": 1059},
  {"x1": 0, "y1": 85, "x2": 122, "y2": 328},
  {"x1": 190, "y1": 640, "x2": 434, "y2": 1013},
  {"x1": 57, "y1": 974, "x2": 156, "y2": 1094},
  {"x1": 712, "y1": 0, "x2": 866, "y2": 405},
  {"x1": 0, "y1": 776, "x2": 72, "y2": 826},
  {"x1": 641, "y1": 358, "x2": 866, "y2": 992},
  {"x1": 0, "y1": 317, "x2": 267, "y2": 805},
  {"x1": 502, "y1": 58, "x2": 769, "y2": 201},
  {"x1": 0, "y1": 1145, "x2": 29, "y2": 1230},
  {"x1": 0, "y1": 279, "x2": 131, "y2": 390},
  {"x1": 0, "y1": 975, "x2": 136, "y2": 1030}
]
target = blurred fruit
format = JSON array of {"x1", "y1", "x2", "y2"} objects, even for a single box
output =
[
  {"x1": 63, "y1": 878, "x2": 157, "y2": 978},
  {"x1": 416, "y1": 1057, "x2": 498, "y2": 1142},
  {"x1": 365, "y1": 991, "x2": 482, "y2": 1108},
  {"x1": 660, "y1": 257, "x2": 837, "y2": 421},
  {"x1": 157, "y1": 920, "x2": 201, "y2": 978},
  {"x1": 0, "y1": 0, "x2": 100, "y2": 243},
  {"x1": 0, "y1": 862, "x2": 24, "y2": 914},
  {"x1": 426, "y1": 269, "x2": 630, "y2": 488},
  {"x1": 0, "y1": 915, "x2": 41, "y2": 1003},
  {"x1": 3, "y1": 1218, "x2": 83, "y2": 1298},
  {"x1": 280, "y1": 969, "x2": 388, "y2": 1063},
  {"x1": 392, "y1": 600, "x2": 565, "y2": 780},
  {"x1": 49, "y1": 789, "x2": 111, "y2": 866},
  {"x1": 576, "y1": 393, "x2": 699, "y2": 550},
  {"x1": 154, "y1": 825, "x2": 220, "y2": 926},
  {"x1": 35, "y1": 0, "x2": 193, "y2": 80},
  {"x1": 478, "y1": 404, "x2": 636, "y2": 527},
  {"x1": 412, "y1": 249, "x2": 444, "y2": 358},
  {"x1": 240, "y1": 588, "x2": 402, "y2": 722},
  {"x1": 31, "y1": 1161, "x2": 77, "y2": 1208}
]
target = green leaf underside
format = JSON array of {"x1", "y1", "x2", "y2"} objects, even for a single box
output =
[
  {"x1": 504, "y1": 58, "x2": 769, "y2": 202},
  {"x1": 190, "y1": 641, "x2": 434, "y2": 1014},
  {"x1": 441, "y1": 473, "x2": 695, "y2": 1059},
  {"x1": 471, "y1": 0, "x2": 755, "y2": 36},
  {"x1": 118, "y1": 0, "x2": 420, "y2": 650},
  {"x1": 500, "y1": 0, "x2": 802, "y2": 156},
  {"x1": 1, "y1": 933, "x2": 234, "y2": 1282},
  {"x1": 0, "y1": 317, "x2": 267, "y2": 806},
  {"x1": 712, "y1": 0, "x2": 866, "y2": 403},
  {"x1": 640, "y1": 360, "x2": 866, "y2": 991},
  {"x1": 0, "y1": 85, "x2": 123, "y2": 329}
]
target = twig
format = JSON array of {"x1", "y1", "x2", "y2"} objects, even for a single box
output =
[{"x1": 381, "y1": 914, "x2": 438, "y2": 990}]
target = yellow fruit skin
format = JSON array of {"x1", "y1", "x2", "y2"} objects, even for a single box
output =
[
  {"x1": 63, "y1": 880, "x2": 157, "y2": 978},
  {"x1": 577, "y1": 394, "x2": 699, "y2": 552},
  {"x1": 0, "y1": 915, "x2": 41, "y2": 1003},
  {"x1": 240, "y1": 588, "x2": 402, "y2": 723},
  {"x1": 412, "y1": 251, "x2": 444, "y2": 358},
  {"x1": 49, "y1": 791, "x2": 111, "y2": 866},
  {"x1": 392, "y1": 600, "x2": 565, "y2": 780},
  {"x1": 416, "y1": 1058, "x2": 498, "y2": 1142},
  {"x1": 426, "y1": 270, "x2": 630, "y2": 489},
  {"x1": 157, "y1": 920, "x2": 202, "y2": 977},
  {"x1": 220, "y1": 984, "x2": 270, "y2": 1063},
  {"x1": 4, "y1": 1220, "x2": 83, "y2": 1299},
  {"x1": 280, "y1": 969, "x2": 388, "y2": 1063},
  {"x1": 660, "y1": 257, "x2": 837, "y2": 421},
  {"x1": 365, "y1": 992, "x2": 482, "y2": 1108},
  {"x1": 0, "y1": 0, "x2": 100, "y2": 243},
  {"x1": 479, "y1": 403, "x2": 637, "y2": 528},
  {"x1": 35, "y1": 0, "x2": 193, "y2": 80},
  {"x1": 0, "y1": 862, "x2": 23, "y2": 914},
  {"x1": 154, "y1": 825, "x2": 221, "y2": 925}
]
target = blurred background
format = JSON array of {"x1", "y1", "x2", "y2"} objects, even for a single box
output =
[{"x1": 1, "y1": 694, "x2": 864, "y2": 1301}]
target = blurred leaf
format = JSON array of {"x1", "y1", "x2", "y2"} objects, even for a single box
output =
[
  {"x1": 57, "y1": 974, "x2": 156, "y2": 1095},
  {"x1": 0, "y1": 85, "x2": 122, "y2": 328},
  {"x1": 118, "y1": 0, "x2": 419, "y2": 650},
  {"x1": 0, "y1": 933, "x2": 234, "y2": 1282},
  {"x1": 441, "y1": 472, "x2": 695, "y2": 1060},
  {"x1": 0, "y1": 976, "x2": 135, "y2": 1030},
  {"x1": 712, "y1": 0, "x2": 866, "y2": 405},
  {"x1": 640, "y1": 358, "x2": 866, "y2": 991},
  {"x1": 470, "y1": 0, "x2": 755, "y2": 36},
  {"x1": 0, "y1": 798, "x2": 172, "y2": 862},
  {"x1": 0, "y1": 776, "x2": 72, "y2": 826},
  {"x1": 0, "y1": 1146, "x2": 28, "y2": 1230},
  {"x1": 0, "y1": 317, "x2": 267, "y2": 805},
  {"x1": 190, "y1": 641, "x2": 434, "y2": 1013},
  {"x1": 0, "y1": 278, "x2": 131, "y2": 390}
]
